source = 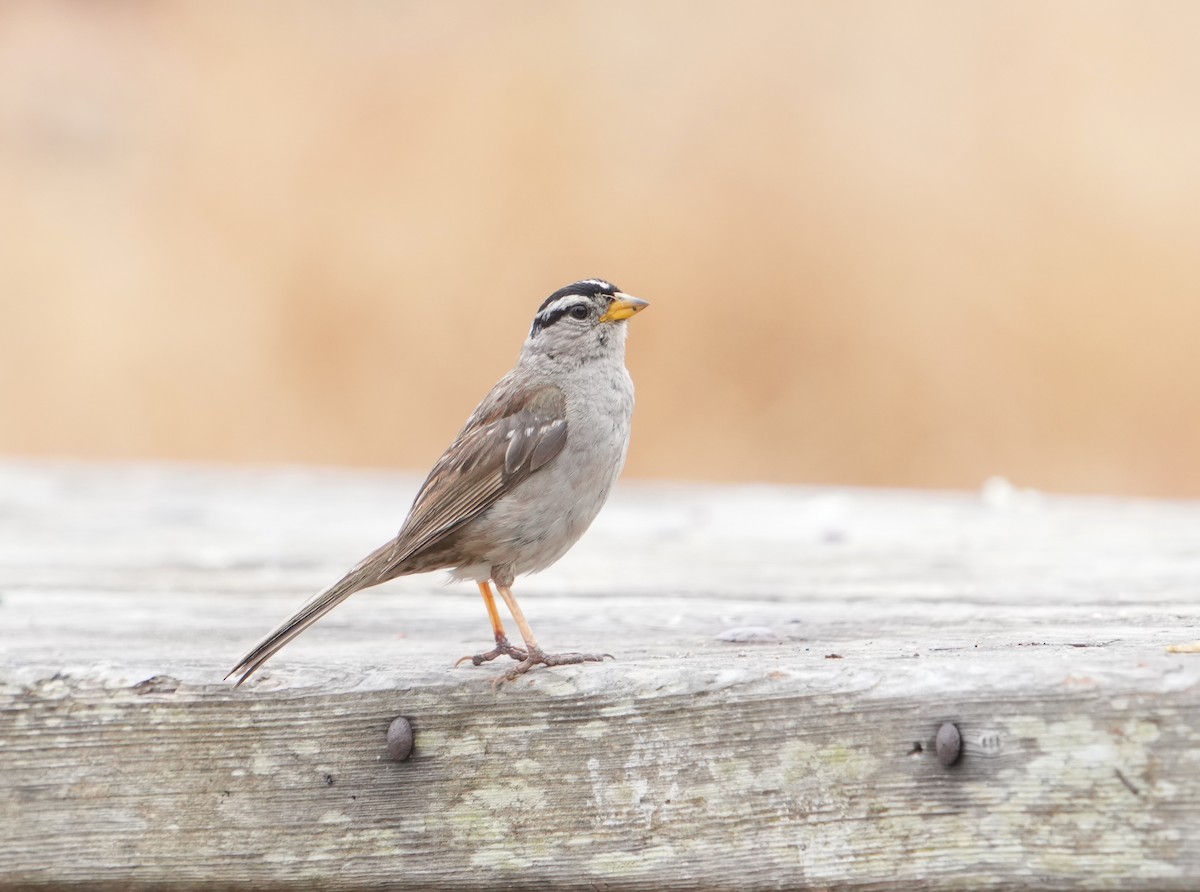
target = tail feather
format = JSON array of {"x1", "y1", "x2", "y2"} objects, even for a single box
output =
[{"x1": 226, "y1": 540, "x2": 402, "y2": 686}]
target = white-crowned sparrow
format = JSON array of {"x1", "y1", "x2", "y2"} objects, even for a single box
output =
[{"x1": 228, "y1": 279, "x2": 648, "y2": 685}]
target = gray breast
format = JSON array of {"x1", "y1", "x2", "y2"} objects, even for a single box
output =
[{"x1": 450, "y1": 360, "x2": 634, "y2": 580}]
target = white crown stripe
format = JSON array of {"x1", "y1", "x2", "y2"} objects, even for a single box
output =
[{"x1": 536, "y1": 296, "x2": 590, "y2": 319}]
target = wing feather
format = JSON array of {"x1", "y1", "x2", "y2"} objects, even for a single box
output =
[
  {"x1": 227, "y1": 378, "x2": 569, "y2": 685},
  {"x1": 386, "y1": 381, "x2": 568, "y2": 565}
]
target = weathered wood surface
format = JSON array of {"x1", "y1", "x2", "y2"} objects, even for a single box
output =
[{"x1": 2, "y1": 461, "x2": 1200, "y2": 890}]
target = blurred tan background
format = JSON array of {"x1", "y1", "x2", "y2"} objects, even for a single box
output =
[{"x1": 2, "y1": 2, "x2": 1198, "y2": 497}]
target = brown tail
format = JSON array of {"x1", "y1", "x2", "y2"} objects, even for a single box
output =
[{"x1": 226, "y1": 539, "x2": 404, "y2": 686}]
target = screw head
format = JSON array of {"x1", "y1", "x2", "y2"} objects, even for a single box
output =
[
  {"x1": 387, "y1": 716, "x2": 414, "y2": 761},
  {"x1": 935, "y1": 722, "x2": 961, "y2": 766}
]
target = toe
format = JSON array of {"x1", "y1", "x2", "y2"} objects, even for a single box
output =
[
  {"x1": 455, "y1": 640, "x2": 529, "y2": 668},
  {"x1": 496, "y1": 647, "x2": 613, "y2": 677}
]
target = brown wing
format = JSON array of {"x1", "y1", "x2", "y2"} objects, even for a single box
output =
[
  {"x1": 226, "y1": 379, "x2": 567, "y2": 685},
  {"x1": 387, "y1": 380, "x2": 568, "y2": 565}
]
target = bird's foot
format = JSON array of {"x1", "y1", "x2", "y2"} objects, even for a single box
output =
[
  {"x1": 500, "y1": 646, "x2": 613, "y2": 682},
  {"x1": 454, "y1": 635, "x2": 528, "y2": 667}
]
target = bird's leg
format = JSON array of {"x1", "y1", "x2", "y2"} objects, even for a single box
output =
[
  {"x1": 494, "y1": 582, "x2": 611, "y2": 680},
  {"x1": 454, "y1": 581, "x2": 528, "y2": 666}
]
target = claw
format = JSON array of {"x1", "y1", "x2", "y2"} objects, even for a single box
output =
[
  {"x1": 455, "y1": 634, "x2": 528, "y2": 667},
  {"x1": 500, "y1": 646, "x2": 611, "y2": 682}
]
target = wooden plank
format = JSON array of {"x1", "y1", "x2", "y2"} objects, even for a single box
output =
[{"x1": 2, "y1": 462, "x2": 1200, "y2": 889}]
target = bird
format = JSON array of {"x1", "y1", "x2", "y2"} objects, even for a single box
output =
[{"x1": 227, "y1": 278, "x2": 648, "y2": 686}]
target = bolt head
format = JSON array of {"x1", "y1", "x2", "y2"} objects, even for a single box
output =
[
  {"x1": 936, "y1": 722, "x2": 961, "y2": 766},
  {"x1": 387, "y1": 716, "x2": 414, "y2": 761}
]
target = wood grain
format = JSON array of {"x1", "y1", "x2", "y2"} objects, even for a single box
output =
[{"x1": 2, "y1": 463, "x2": 1199, "y2": 889}]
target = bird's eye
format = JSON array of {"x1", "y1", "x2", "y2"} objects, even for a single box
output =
[{"x1": 569, "y1": 305, "x2": 589, "y2": 320}]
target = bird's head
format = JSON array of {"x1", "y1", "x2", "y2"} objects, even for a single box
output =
[{"x1": 524, "y1": 279, "x2": 649, "y2": 363}]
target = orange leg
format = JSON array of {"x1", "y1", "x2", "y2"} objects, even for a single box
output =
[
  {"x1": 478, "y1": 580, "x2": 508, "y2": 640},
  {"x1": 495, "y1": 582, "x2": 612, "y2": 681},
  {"x1": 494, "y1": 582, "x2": 540, "y2": 651},
  {"x1": 454, "y1": 581, "x2": 529, "y2": 667}
]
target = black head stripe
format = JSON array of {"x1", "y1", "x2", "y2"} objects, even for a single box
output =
[
  {"x1": 535, "y1": 279, "x2": 619, "y2": 315},
  {"x1": 530, "y1": 298, "x2": 589, "y2": 337},
  {"x1": 530, "y1": 279, "x2": 620, "y2": 338}
]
